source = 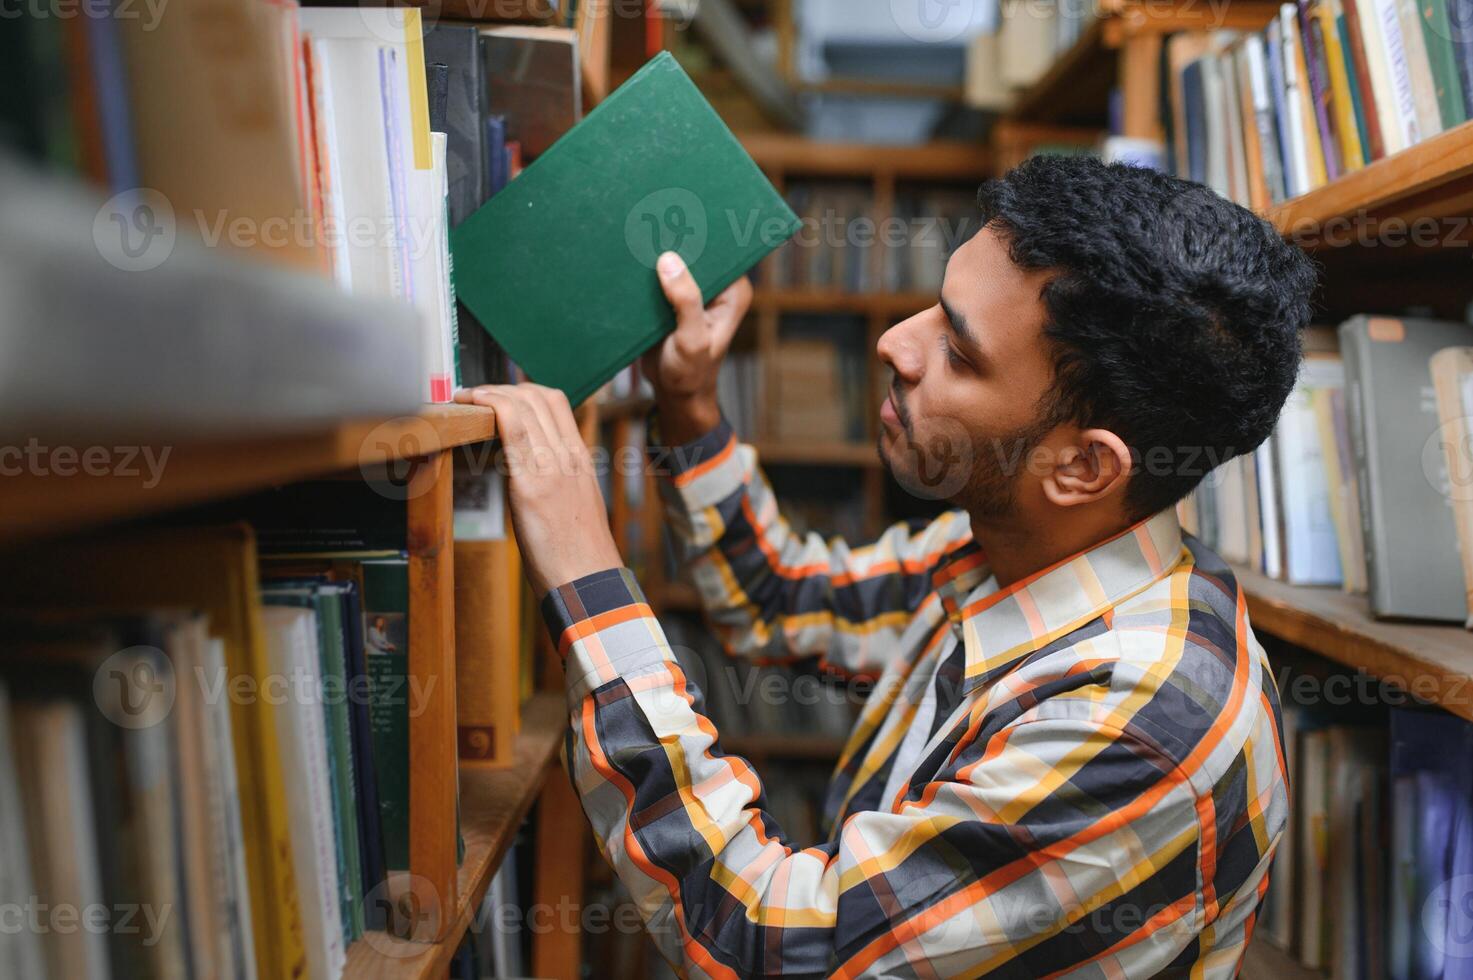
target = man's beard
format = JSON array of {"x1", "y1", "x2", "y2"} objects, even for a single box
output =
[{"x1": 879, "y1": 383, "x2": 1054, "y2": 519}]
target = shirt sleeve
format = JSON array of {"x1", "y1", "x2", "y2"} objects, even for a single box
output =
[
  {"x1": 652, "y1": 415, "x2": 975, "y2": 677},
  {"x1": 543, "y1": 569, "x2": 1210, "y2": 979}
]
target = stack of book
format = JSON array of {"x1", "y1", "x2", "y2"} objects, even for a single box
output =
[
  {"x1": 1166, "y1": 0, "x2": 1473, "y2": 209},
  {"x1": 4, "y1": 3, "x2": 591, "y2": 406},
  {"x1": 885, "y1": 186, "x2": 984, "y2": 294},
  {"x1": 1181, "y1": 314, "x2": 1473, "y2": 625},
  {"x1": 767, "y1": 181, "x2": 878, "y2": 292},
  {"x1": 1261, "y1": 698, "x2": 1473, "y2": 977}
]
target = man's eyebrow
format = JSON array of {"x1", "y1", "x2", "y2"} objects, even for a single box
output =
[{"x1": 939, "y1": 295, "x2": 980, "y2": 354}]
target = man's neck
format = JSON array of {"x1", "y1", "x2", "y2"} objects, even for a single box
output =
[{"x1": 968, "y1": 508, "x2": 1134, "y2": 590}]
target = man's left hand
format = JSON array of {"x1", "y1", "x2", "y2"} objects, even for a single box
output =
[{"x1": 453, "y1": 383, "x2": 623, "y2": 597}]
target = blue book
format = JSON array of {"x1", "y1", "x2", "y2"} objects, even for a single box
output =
[
  {"x1": 1265, "y1": 21, "x2": 1297, "y2": 198},
  {"x1": 1181, "y1": 60, "x2": 1208, "y2": 185},
  {"x1": 86, "y1": 2, "x2": 139, "y2": 191}
]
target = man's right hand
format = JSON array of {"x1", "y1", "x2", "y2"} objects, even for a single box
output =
[{"x1": 642, "y1": 251, "x2": 752, "y2": 446}]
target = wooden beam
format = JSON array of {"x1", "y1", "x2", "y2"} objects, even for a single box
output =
[{"x1": 406, "y1": 451, "x2": 460, "y2": 942}]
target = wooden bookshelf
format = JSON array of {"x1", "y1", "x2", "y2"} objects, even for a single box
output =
[
  {"x1": 1241, "y1": 936, "x2": 1322, "y2": 979},
  {"x1": 1233, "y1": 564, "x2": 1473, "y2": 722},
  {"x1": 1003, "y1": 0, "x2": 1280, "y2": 135},
  {"x1": 1263, "y1": 120, "x2": 1473, "y2": 240},
  {"x1": 0, "y1": 404, "x2": 499, "y2": 544},
  {"x1": 345, "y1": 692, "x2": 566, "y2": 978}
]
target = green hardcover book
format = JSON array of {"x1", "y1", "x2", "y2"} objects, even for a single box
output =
[
  {"x1": 451, "y1": 51, "x2": 800, "y2": 406},
  {"x1": 1419, "y1": 0, "x2": 1468, "y2": 127},
  {"x1": 360, "y1": 560, "x2": 411, "y2": 871}
]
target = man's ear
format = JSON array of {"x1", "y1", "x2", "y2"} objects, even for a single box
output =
[{"x1": 1040, "y1": 429, "x2": 1132, "y2": 507}]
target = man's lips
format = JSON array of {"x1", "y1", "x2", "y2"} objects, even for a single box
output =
[{"x1": 881, "y1": 393, "x2": 900, "y2": 429}]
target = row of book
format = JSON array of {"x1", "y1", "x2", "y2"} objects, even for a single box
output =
[
  {"x1": 759, "y1": 183, "x2": 982, "y2": 295},
  {"x1": 4, "y1": 2, "x2": 596, "y2": 405},
  {"x1": 1168, "y1": 0, "x2": 1473, "y2": 211},
  {"x1": 1260, "y1": 695, "x2": 1473, "y2": 978},
  {"x1": 966, "y1": 0, "x2": 1104, "y2": 111},
  {"x1": 1180, "y1": 314, "x2": 1473, "y2": 625},
  {"x1": 0, "y1": 467, "x2": 530, "y2": 980}
]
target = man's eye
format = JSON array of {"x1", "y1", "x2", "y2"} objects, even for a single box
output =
[{"x1": 939, "y1": 334, "x2": 966, "y2": 369}]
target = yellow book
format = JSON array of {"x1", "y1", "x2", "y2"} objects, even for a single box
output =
[
  {"x1": 9, "y1": 526, "x2": 308, "y2": 980},
  {"x1": 1319, "y1": 0, "x2": 1367, "y2": 170}
]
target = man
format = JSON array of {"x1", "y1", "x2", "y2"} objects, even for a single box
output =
[{"x1": 456, "y1": 156, "x2": 1312, "y2": 977}]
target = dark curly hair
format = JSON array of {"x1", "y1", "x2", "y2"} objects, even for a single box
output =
[{"x1": 976, "y1": 155, "x2": 1316, "y2": 520}]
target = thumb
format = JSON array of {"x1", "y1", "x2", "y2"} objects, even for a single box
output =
[{"x1": 657, "y1": 251, "x2": 705, "y2": 325}]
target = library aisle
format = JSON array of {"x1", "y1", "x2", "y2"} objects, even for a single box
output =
[{"x1": 5, "y1": 0, "x2": 1473, "y2": 977}]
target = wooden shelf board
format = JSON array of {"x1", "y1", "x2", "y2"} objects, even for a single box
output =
[
  {"x1": 754, "y1": 441, "x2": 882, "y2": 467},
  {"x1": 1233, "y1": 564, "x2": 1473, "y2": 722},
  {"x1": 0, "y1": 404, "x2": 497, "y2": 545},
  {"x1": 740, "y1": 133, "x2": 990, "y2": 180},
  {"x1": 345, "y1": 691, "x2": 565, "y2": 979},
  {"x1": 1241, "y1": 936, "x2": 1321, "y2": 979},
  {"x1": 752, "y1": 289, "x2": 935, "y2": 317},
  {"x1": 1263, "y1": 120, "x2": 1473, "y2": 240},
  {"x1": 1006, "y1": 1, "x2": 1277, "y2": 126}
]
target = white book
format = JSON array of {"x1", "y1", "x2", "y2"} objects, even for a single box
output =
[
  {"x1": 305, "y1": 37, "x2": 353, "y2": 293},
  {"x1": 0, "y1": 683, "x2": 45, "y2": 979},
  {"x1": 1278, "y1": 6, "x2": 1314, "y2": 197},
  {"x1": 1354, "y1": 0, "x2": 1407, "y2": 154},
  {"x1": 262, "y1": 606, "x2": 346, "y2": 980},
  {"x1": 434, "y1": 133, "x2": 460, "y2": 396},
  {"x1": 1213, "y1": 454, "x2": 1250, "y2": 564},
  {"x1": 1215, "y1": 35, "x2": 1250, "y2": 207},
  {"x1": 12, "y1": 700, "x2": 110, "y2": 980},
  {"x1": 310, "y1": 38, "x2": 401, "y2": 301},
  {"x1": 297, "y1": 7, "x2": 432, "y2": 171},
  {"x1": 1371, "y1": 0, "x2": 1424, "y2": 147},
  {"x1": 1275, "y1": 358, "x2": 1346, "y2": 585},
  {"x1": 379, "y1": 46, "x2": 416, "y2": 305},
  {"x1": 1257, "y1": 436, "x2": 1284, "y2": 579},
  {"x1": 201, "y1": 636, "x2": 259, "y2": 980},
  {"x1": 1200, "y1": 53, "x2": 1231, "y2": 199},
  {"x1": 407, "y1": 132, "x2": 457, "y2": 402},
  {"x1": 1395, "y1": 0, "x2": 1445, "y2": 139}
]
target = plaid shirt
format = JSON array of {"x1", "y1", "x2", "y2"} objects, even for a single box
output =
[{"x1": 543, "y1": 418, "x2": 1288, "y2": 978}]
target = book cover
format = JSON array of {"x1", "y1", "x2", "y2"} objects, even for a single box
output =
[
  {"x1": 1301, "y1": 0, "x2": 1346, "y2": 179},
  {"x1": 362, "y1": 559, "x2": 412, "y2": 871},
  {"x1": 1318, "y1": 0, "x2": 1368, "y2": 168},
  {"x1": 452, "y1": 52, "x2": 800, "y2": 406},
  {"x1": 7, "y1": 526, "x2": 310, "y2": 980},
  {"x1": 1451, "y1": 0, "x2": 1473, "y2": 110},
  {"x1": 1341, "y1": 0, "x2": 1388, "y2": 160},
  {"x1": 1430, "y1": 346, "x2": 1473, "y2": 628},
  {"x1": 1340, "y1": 315, "x2": 1472, "y2": 620},
  {"x1": 1275, "y1": 355, "x2": 1346, "y2": 585},
  {"x1": 424, "y1": 24, "x2": 487, "y2": 229},
  {"x1": 1417, "y1": 0, "x2": 1469, "y2": 126},
  {"x1": 1396, "y1": 0, "x2": 1448, "y2": 136},
  {"x1": 1371, "y1": 0, "x2": 1426, "y2": 146},
  {"x1": 454, "y1": 540, "x2": 523, "y2": 766}
]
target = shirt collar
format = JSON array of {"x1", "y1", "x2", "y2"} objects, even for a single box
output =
[{"x1": 929, "y1": 508, "x2": 1185, "y2": 694}]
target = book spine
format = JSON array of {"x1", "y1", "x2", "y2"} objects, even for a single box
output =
[
  {"x1": 1373, "y1": 0, "x2": 1425, "y2": 145},
  {"x1": 1396, "y1": 0, "x2": 1447, "y2": 136},
  {"x1": 1417, "y1": 0, "x2": 1468, "y2": 126},
  {"x1": 1248, "y1": 35, "x2": 1291, "y2": 202},
  {"x1": 1342, "y1": 0, "x2": 1389, "y2": 159},
  {"x1": 1281, "y1": 6, "x2": 1321, "y2": 192},
  {"x1": 1321, "y1": 0, "x2": 1369, "y2": 168},
  {"x1": 1302, "y1": 0, "x2": 1347, "y2": 179},
  {"x1": 1451, "y1": 0, "x2": 1473, "y2": 112}
]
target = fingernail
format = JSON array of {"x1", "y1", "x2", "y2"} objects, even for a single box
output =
[{"x1": 657, "y1": 252, "x2": 684, "y2": 279}]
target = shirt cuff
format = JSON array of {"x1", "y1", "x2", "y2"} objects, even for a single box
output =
[
  {"x1": 647, "y1": 412, "x2": 747, "y2": 511},
  {"x1": 540, "y1": 567, "x2": 672, "y2": 700}
]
